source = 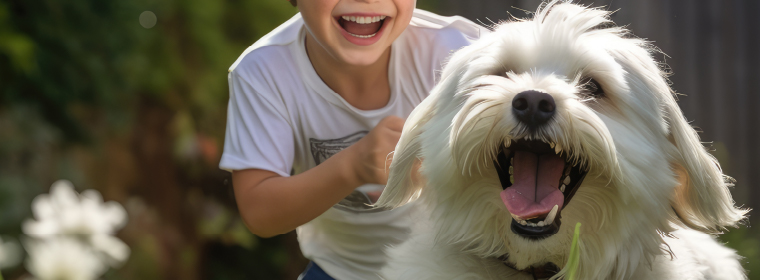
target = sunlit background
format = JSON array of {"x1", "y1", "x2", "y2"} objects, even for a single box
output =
[{"x1": 0, "y1": 0, "x2": 757, "y2": 279}]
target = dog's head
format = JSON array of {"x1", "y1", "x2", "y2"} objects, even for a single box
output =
[{"x1": 377, "y1": 1, "x2": 747, "y2": 278}]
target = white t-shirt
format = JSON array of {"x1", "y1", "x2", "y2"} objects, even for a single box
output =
[{"x1": 221, "y1": 10, "x2": 484, "y2": 280}]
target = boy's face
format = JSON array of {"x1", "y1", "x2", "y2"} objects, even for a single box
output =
[{"x1": 297, "y1": 0, "x2": 416, "y2": 66}]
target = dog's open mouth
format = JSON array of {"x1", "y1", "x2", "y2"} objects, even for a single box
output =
[{"x1": 494, "y1": 139, "x2": 588, "y2": 240}]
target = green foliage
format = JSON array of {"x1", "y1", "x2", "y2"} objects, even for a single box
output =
[
  {"x1": 561, "y1": 223, "x2": 582, "y2": 280},
  {"x1": 720, "y1": 226, "x2": 760, "y2": 279},
  {"x1": 0, "y1": 0, "x2": 297, "y2": 278},
  {"x1": 0, "y1": 0, "x2": 296, "y2": 142}
]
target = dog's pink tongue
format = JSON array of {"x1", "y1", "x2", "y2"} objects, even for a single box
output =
[
  {"x1": 342, "y1": 20, "x2": 382, "y2": 36},
  {"x1": 501, "y1": 151, "x2": 565, "y2": 219}
]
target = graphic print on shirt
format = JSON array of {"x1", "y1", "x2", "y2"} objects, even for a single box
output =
[
  {"x1": 309, "y1": 131, "x2": 385, "y2": 212},
  {"x1": 309, "y1": 131, "x2": 368, "y2": 165}
]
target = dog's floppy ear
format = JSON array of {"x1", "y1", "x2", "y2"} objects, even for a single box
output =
[
  {"x1": 374, "y1": 96, "x2": 437, "y2": 209},
  {"x1": 665, "y1": 98, "x2": 748, "y2": 233},
  {"x1": 375, "y1": 28, "x2": 493, "y2": 209}
]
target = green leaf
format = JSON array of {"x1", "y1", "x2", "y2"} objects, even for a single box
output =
[{"x1": 565, "y1": 222, "x2": 582, "y2": 280}]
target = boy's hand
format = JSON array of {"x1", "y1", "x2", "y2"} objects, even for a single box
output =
[{"x1": 347, "y1": 115, "x2": 405, "y2": 186}]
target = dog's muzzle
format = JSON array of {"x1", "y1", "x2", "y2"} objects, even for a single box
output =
[{"x1": 494, "y1": 139, "x2": 588, "y2": 240}]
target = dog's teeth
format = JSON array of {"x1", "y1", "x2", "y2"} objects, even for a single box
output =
[
  {"x1": 563, "y1": 176, "x2": 571, "y2": 185},
  {"x1": 537, "y1": 221, "x2": 546, "y2": 227},
  {"x1": 560, "y1": 184, "x2": 566, "y2": 192},
  {"x1": 511, "y1": 213, "x2": 523, "y2": 222},
  {"x1": 510, "y1": 175, "x2": 514, "y2": 184},
  {"x1": 509, "y1": 166, "x2": 513, "y2": 175},
  {"x1": 520, "y1": 220, "x2": 527, "y2": 226},
  {"x1": 544, "y1": 205, "x2": 559, "y2": 225}
]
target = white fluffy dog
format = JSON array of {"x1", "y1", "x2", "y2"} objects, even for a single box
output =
[{"x1": 376, "y1": 2, "x2": 749, "y2": 279}]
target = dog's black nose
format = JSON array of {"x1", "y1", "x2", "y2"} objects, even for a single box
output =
[{"x1": 512, "y1": 90, "x2": 556, "y2": 128}]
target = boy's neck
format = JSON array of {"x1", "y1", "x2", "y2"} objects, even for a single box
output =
[{"x1": 305, "y1": 33, "x2": 392, "y2": 111}]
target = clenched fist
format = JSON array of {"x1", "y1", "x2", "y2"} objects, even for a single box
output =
[{"x1": 345, "y1": 115, "x2": 405, "y2": 186}]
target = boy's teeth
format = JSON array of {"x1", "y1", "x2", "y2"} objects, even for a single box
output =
[
  {"x1": 347, "y1": 33, "x2": 377, "y2": 39},
  {"x1": 342, "y1": 15, "x2": 386, "y2": 24}
]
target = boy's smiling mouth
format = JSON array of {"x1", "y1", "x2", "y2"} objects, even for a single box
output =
[
  {"x1": 335, "y1": 13, "x2": 389, "y2": 46},
  {"x1": 339, "y1": 15, "x2": 386, "y2": 38}
]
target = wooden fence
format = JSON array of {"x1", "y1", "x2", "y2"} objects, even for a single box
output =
[{"x1": 434, "y1": 0, "x2": 760, "y2": 217}]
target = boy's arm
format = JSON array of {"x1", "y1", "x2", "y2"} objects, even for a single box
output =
[{"x1": 233, "y1": 116, "x2": 404, "y2": 237}]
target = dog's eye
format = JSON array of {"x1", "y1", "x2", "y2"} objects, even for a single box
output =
[{"x1": 580, "y1": 77, "x2": 604, "y2": 97}]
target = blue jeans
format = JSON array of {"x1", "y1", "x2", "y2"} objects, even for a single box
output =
[{"x1": 298, "y1": 262, "x2": 335, "y2": 280}]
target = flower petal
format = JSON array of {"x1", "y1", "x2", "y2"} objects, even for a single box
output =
[
  {"x1": 90, "y1": 235, "x2": 131, "y2": 267},
  {"x1": 81, "y1": 189, "x2": 104, "y2": 203},
  {"x1": 49, "y1": 180, "x2": 79, "y2": 208},
  {"x1": 30, "y1": 194, "x2": 55, "y2": 220}
]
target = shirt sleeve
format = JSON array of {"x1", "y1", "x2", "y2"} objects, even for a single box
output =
[{"x1": 219, "y1": 69, "x2": 294, "y2": 177}]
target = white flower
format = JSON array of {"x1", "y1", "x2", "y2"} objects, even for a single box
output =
[
  {"x1": 90, "y1": 234, "x2": 131, "y2": 267},
  {"x1": 24, "y1": 180, "x2": 127, "y2": 236},
  {"x1": 23, "y1": 180, "x2": 130, "y2": 265},
  {"x1": 24, "y1": 238, "x2": 107, "y2": 280},
  {"x1": 0, "y1": 236, "x2": 22, "y2": 270}
]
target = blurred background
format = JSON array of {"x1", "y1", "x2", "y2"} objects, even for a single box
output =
[{"x1": 0, "y1": 0, "x2": 756, "y2": 279}]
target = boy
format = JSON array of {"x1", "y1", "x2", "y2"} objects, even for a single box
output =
[{"x1": 220, "y1": 0, "x2": 485, "y2": 278}]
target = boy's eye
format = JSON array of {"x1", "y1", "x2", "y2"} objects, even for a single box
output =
[{"x1": 579, "y1": 77, "x2": 604, "y2": 97}]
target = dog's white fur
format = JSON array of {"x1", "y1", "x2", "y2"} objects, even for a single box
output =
[{"x1": 376, "y1": 2, "x2": 749, "y2": 279}]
